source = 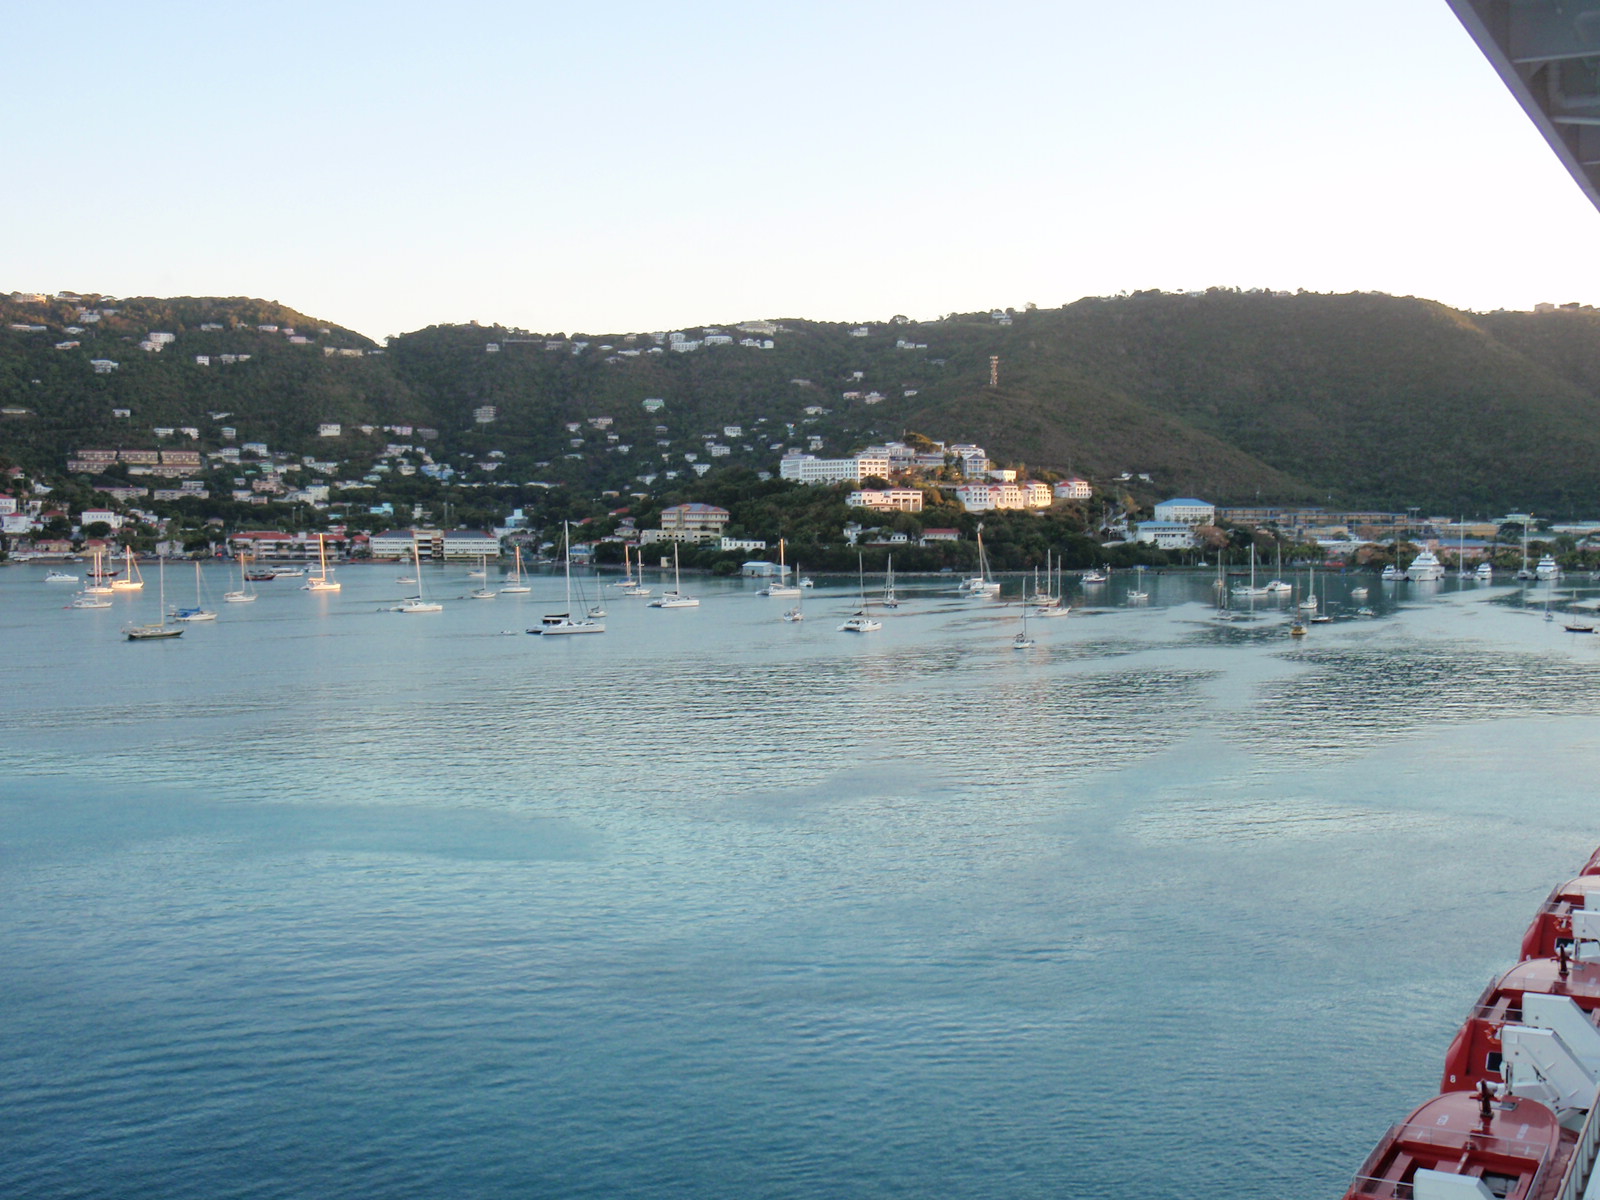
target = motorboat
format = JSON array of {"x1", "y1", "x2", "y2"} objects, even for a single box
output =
[
  {"x1": 44, "y1": 570, "x2": 78, "y2": 583},
  {"x1": 839, "y1": 615, "x2": 882, "y2": 633},
  {"x1": 1475, "y1": 562, "x2": 1494, "y2": 582},
  {"x1": 1537, "y1": 554, "x2": 1562, "y2": 581},
  {"x1": 1405, "y1": 548, "x2": 1446, "y2": 581}
]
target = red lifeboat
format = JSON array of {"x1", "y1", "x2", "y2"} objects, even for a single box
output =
[
  {"x1": 1342, "y1": 1087, "x2": 1575, "y2": 1200},
  {"x1": 1519, "y1": 875, "x2": 1600, "y2": 960},
  {"x1": 1442, "y1": 953, "x2": 1600, "y2": 1092}
]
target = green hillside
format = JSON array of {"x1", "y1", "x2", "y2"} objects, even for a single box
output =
[{"x1": 5, "y1": 288, "x2": 1600, "y2": 516}]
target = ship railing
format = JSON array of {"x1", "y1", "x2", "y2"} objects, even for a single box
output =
[
  {"x1": 1344, "y1": 1117, "x2": 1563, "y2": 1198},
  {"x1": 1555, "y1": 1085, "x2": 1600, "y2": 1200}
]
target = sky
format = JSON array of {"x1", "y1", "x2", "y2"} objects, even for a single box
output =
[{"x1": 9, "y1": 1, "x2": 1600, "y2": 342}]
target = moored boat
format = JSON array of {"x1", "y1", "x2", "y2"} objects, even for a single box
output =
[{"x1": 1406, "y1": 548, "x2": 1446, "y2": 581}]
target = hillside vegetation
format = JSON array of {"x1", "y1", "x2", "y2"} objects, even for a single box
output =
[{"x1": 5, "y1": 289, "x2": 1600, "y2": 516}]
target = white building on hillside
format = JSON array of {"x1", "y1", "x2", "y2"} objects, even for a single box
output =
[
  {"x1": 1135, "y1": 520, "x2": 1197, "y2": 550},
  {"x1": 1152, "y1": 497, "x2": 1215, "y2": 525},
  {"x1": 778, "y1": 454, "x2": 891, "y2": 484}
]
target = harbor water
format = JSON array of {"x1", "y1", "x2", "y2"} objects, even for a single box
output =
[{"x1": 6, "y1": 562, "x2": 1600, "y2": 1199}]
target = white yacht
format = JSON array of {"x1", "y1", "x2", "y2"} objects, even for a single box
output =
[
  {"x1": 1475, "y1": 561, "x2": 1494, "y2": 582},
  {"x1": 1405, "y1": 549, "x2": 1445, "y2": 581},
  {"x1": 1536, "y1": 554, "x2": 1561, "y2": 581}
]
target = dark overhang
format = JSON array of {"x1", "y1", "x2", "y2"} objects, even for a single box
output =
[{"x1": 1446, "y1": 0, "x2": 1600, "y2": 211}]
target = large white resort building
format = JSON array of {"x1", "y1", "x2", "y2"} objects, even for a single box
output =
[
  {"x1": 779, "y1": 454, "x2": 891, "y2": 484},
  {"x1": 779, "y1": 440, "x2": 989, "y2": 485}
]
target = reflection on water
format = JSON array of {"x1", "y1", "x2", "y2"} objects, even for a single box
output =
[{"x1": 5, "y1": 564, "x2": 1600, "y2": 1199}]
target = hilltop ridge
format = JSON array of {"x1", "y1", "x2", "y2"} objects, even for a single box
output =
[{"x1": 5, "y1": 287, "x2": 1600, "y2": 517}]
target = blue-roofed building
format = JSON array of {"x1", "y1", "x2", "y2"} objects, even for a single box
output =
[{"x1": 1152, "y1": 497, "x2": 1215, "y2": 526}]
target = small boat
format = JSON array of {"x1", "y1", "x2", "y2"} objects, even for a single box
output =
[
  {"x1": 798, "y1": 576, "x2": 815, "y2": 589},
  {"x1": 1475, "y1": 561, "x2": 1494, "y2": 582},
  {"x1": 1350, "y1": 586, "x2": 1369, "y2": 600},
  {"x1": 1356, "y1": 606, "x2": 1376, "y2": 616},
  {"x1": 648, "y1": 545, "x2": 699, "y2": 609},
  {"x1": 1126, "y1": 589, "x2": 1149, "y2": 602},
  {"x1": 44, "y1": 569, "x2": 78, "y2": 583},
  {"x1": 1289, "y1": 617, "x2": 1307, "y2": 637},
  {"x1": 270, "y1": 565, "x2": 305, "y2": 578},
  {"x1": 1566, "y1": 623, "x2": 1595, "y2": 634},
  {"x1": 1309, "y1": 613, "x2": 1332, "y2": 624},
  {"x1": 1081, "y1": 569, "x2": 1109, "y2": 586},
  {"x1": 69, "y1": 592, "x2": 112, "y2": 609},
  {"x1": 781, "y1": 605, "x2": 803, "y2": 623}
]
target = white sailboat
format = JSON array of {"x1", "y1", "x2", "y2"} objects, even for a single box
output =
[
  {"x1": 1297, "y1": 563, "x2": 1318, "y2": 611},
  {"x1": 1012, "y1": 607, "x2": 1035, "y2": 648},
  {"x1": 1231, "y1": 545, "x2": 1268, "y2": 597},
  {"x1": 957, "y1": 525, "x2": 1001, "y2": 596},
  {"x1": 759, "y1": 538, "x2": 801, "y2": 597},
  {"x1": 469, "y1": 554, "x2": 498, "y2": 599},
  {"x1": 84, "y1": 548, "x2": 114, "y2": 595},
  {"x1": 171, "y1": 561, "x2": 218, "y2": 621},
  {"x1": 538, "y1": 523, "x2": 605, "y2": 634},
  {"x1": 1033, "y1": 556, "x2": 1070, "y2": 617},
  {"x1": 303, "y1": 534, "x2": 340, "y2": 591},
  {"x1": 881, "y1": 555, "x2": 900, "y2": 609},
  {"x1": 500, "y1": 545, "x2": 532, "y2": 594},
  {"x1": 618, "y1": 544, "x2": 651, "y2": 597},
  {"x1": 224, "y1": 553, "x2": 258, "y2": 603},
  {"x1": 649, "y1": 545, "x2": 699, "y2": 608},
  {"x1": 124, "y1": 558, "x2": 183, "y2": 640},
  {"x1": 396, "y1": 542, "x2": 442, "y2": 612},
  {"x1": 840, "y1": 555, "x2": 883, "y2": 632}
]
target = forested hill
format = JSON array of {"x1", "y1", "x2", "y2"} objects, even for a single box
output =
[{"x1": 5, "y1": 288, "x2": 1600, "y2": 515}]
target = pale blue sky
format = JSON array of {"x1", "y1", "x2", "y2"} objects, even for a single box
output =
[{"x1": 9, "y1": 1, "x2": 1598, "y2": 340}]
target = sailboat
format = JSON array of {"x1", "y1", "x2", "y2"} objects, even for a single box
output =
[
  {"x1": 111, "y1": 547, "x2": 144, "y2": 591},
  {"x1": 224, "y1": 553, "x2": 258, "y2": 603},
  {"x1": 840, "y1": 554, "x2": 883, "y2": 632},
  {"x1": 1033, "y1": 555, "x2": 1069, "y2": 617},
  {"x1": 759, "y1": 538, "x2": 801, "y2": 597},
  {"x1": 648, "y1": 545, "x2": 698, "y2": 608},
  {"x1": 469, "y1": 555, "x2": 497, "y2": 600},
  {"x1": 782, "y1": 569, "x2": 804, "y2": 622},
  {"x1": 396, "y1": 541, "x2": 442, "y2": 612},
  {"x1": 537, "y1": 523, "x2": 605, "y2": 634},
  {"x1": 618, "y1": 544, "x2": 651, "y2": 597},
  {"x1": 881, "y1": 555, "x2": 900, "y2": 609},
  {"x1": 124, "y1": 558, "x2": 183, "y2": 640},
  {"x1": 171, "y1": 561, "x2": 218, "y2": 621},
  {"x1": 1012, "y1": 607, "x2": 1035, "y2": 648},
  {"x1": 303, "y1": 533, "x2": 340, "y2": 591},
  {"x1": 1264, "y1": 543, "x2": 1292, "y2": 594},
  {"x1": 1231, "y1": 545, "x2": 1268, "y2": 597},
  {"x1": 500, "y1": 545, "x2": 532, "y2": 594},
  {"x1": 1297, "y1": 563, "x2": 1318, "y2": 611},
  {"x1": 957, "y1": 525, "x2": 1001, "y2": 596},
  {"x1": 84, "y1": 548, "x2": 114, "y2": 595}
]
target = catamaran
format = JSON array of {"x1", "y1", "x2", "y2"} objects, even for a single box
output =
[{"x1": 537, "y1": 523, "x2": 605, "y2": 634}]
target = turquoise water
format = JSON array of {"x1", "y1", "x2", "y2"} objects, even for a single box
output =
[{"x1": 6, "y1": 563, "x2": 1600, "y2": 1198}]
